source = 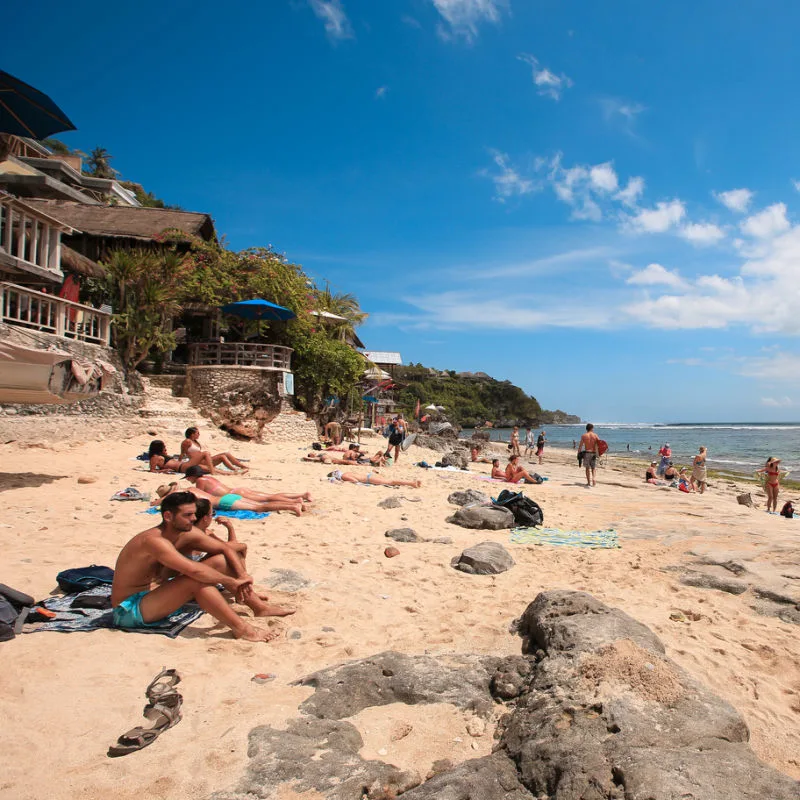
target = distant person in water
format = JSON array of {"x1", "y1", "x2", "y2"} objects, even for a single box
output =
[
  {"x1": 757, "y1": 457, "x2": 782, "y2": 513},
  {"x1": 690, "y1": 446, "x2": 708, "y2": 494},
  {"x1": 578, "y1": 423, "x2": 600, "y2": 487}
]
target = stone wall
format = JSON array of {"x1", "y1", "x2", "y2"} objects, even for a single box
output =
[{"x1": 183, "y1": 366, "x2": 316, "y2": 441}]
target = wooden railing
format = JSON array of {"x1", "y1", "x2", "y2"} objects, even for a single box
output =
[
  {"x1": 188, "y1": 341, "x2": 292, "y2": 370},
  {"x1": 0, "y1": 282, "x2": 112, "y2": 345},
  {"x1": 0, "y1": 193, "x2": 64, "y2": 276}
]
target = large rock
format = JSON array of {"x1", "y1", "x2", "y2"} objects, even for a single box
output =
[
  {"x1": 452, "y1": 541, "x2": 515, "y2": 575},
  {"x1": 385, "y1": 528, "x2": 422, "y2": 543},
  {"x1": 447, "y1": 505, "x2": 514, "y2": 530},
  {"x1": 448, "y1": 488, "x2": 490, "y2": 507},
  {"x1": 441, "y1": 449, "x2": 469, "y2": 470}
]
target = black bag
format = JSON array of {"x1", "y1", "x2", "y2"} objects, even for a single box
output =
[
  {"x1": 56, "y1": 565, "x2": 114, "y2": 593},
  {"x1": 0, "y1": 584, "x2": 36, "y2": 642},
  {"x1": 493, "y1": 490, "x2": 544, "y2": 528}
]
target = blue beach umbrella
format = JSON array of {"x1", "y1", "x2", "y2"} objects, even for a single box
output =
[
  {"x1": 219, "y1": 298, "x2": 296, "y2": 321},
  {"x1": 0, "y1": 70, "x2": 76, "y2": 138}
]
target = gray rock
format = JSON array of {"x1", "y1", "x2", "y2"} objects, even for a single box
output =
[
  {"x1": 431, "y1": 536, "x2": 453, "y2": 545},
  {"x1": 452, "y1": 541, "x2": 515, "y2": 575},
  {"x1": 385, "y1": 528, "x2": 422, "y2": 543},
  {"x1": 378, "y1": 497, "x2": 402, "y2": 509},
  {"x1": 287, "y1": 629, "x2": 302, "y2": 640},
  {"x1": 447, "y1": 505, "x2": 514, "y2": 530},
  {"x1": 680, "y1": 571, "x2": 749, "y2": 595},
  {"x1": 441, "y1": 450, "x2": 469, "y2": 470},
  {"x1": 265, "y1": 569, "x2": 312, "y2": 593},
  {"x1": 448, "y1": 489, "x2": 491, "y2": 506}
]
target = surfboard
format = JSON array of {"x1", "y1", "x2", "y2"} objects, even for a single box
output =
[{"x1": 401, "y1": 433, "x2": 418, "y2": 451}]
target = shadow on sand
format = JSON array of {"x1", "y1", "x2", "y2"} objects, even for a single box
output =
[{"x1": 0, "y1": 472, "x2": 68, "y2": 493}]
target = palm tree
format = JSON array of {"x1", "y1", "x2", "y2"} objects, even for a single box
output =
[
  {"x1": 84, "y1": 146, "x2": 117, "y2": 179},
  {"x1": 314, "y1": 282, "x2": 367, "y2": 342}
]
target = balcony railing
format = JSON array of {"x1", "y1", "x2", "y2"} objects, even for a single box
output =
[
  {"x1": 0, "y1": 281, "x2": 111, "y2": 345},
  {"x1": 0, "y1": 192, "x2": 66, "y2": 278},
  {"x1": 188, "y1": 341, "x2": 292, "y2": 370}
]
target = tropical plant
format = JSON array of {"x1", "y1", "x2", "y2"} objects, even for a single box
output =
[
  {"x1": 100, "y1": 249, "x2": 188, "y2": 369},
  {"x1": 84, "y1": 146, "x2": 117, "y2": 179},
  {"x1": 313, "y1": 282, "x2": 367, "y2": 342}
]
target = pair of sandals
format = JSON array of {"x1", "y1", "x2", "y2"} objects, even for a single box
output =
[{"x1": 107, "y1": 668, "x2": 183, "y2": 757}]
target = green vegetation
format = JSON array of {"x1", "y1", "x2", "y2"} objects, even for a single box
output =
[{"x1": 394, "y1": 364, "x2": 578, "y2": 427}]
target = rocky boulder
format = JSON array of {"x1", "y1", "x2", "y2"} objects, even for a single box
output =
[
  {"x1": 447, "y1": 505, "x2": 514, "y2": 530},
  {"x1": 440, "y1": 449, "x2": 469, "y2": 470},
  {"x1": 452, "y1": 541, "x2": 515, "y2": 575},
  {"x1": 448, "y1": 489, "x2": 490, "y2": 507},
  {"x1": 385, "y1": 528, "x2": 422, "y2": 543}
]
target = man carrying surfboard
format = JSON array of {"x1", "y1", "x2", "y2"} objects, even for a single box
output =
[{"x1": 579, "y1": 423, "x2": 601, "y2": 487}]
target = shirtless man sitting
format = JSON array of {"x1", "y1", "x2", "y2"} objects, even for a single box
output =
[
  {"x1": 505, "y1": 455, "x2": 539, "y2": 484},
  {"x1": 491, "y1": 459, "x2": 506, "y2": 480},
  {"x1": 183, "y1": 465, "x2": 312, "y2": 505},
  {"x1": 111, "y1": 490, "x2": 279, "y2": 642},
  {"x1": 153, "y1": 482, "x2": 304, "y2": 516},
  {"x1": 327, "y1": 470, "x2": 421, "y2": 488}
]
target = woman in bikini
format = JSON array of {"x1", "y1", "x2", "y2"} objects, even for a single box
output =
[
  {"x1": 690, "y1": 446, "x2": 708, "y2": 494},
  {"x1": 148, "y1": 439, "x2": 220, "y2": 475},
  {"x1": 326, "y1": 470, "x2": 421, "y2": 488},
  {"x1": 758, "y1": 457, "x2": 782, "y2": 513},
  {"x1": 180, "y1": 427, "x2": 248, "y2": 473}
]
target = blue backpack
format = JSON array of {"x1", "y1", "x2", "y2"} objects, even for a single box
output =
[{"x1": 56, "y1": 565, "x2": 114, "y2": 593}]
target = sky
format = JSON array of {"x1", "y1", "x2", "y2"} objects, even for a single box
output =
[{"x1": 5, "y1": 0, "x2": 800, "y2": 423}]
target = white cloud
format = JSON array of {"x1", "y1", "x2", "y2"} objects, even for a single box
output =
[
  {"x1": 715, "y1": 188, "x2": 753, "y2": 214},
  {"x1": 761, "y1": 396, "x2": 794, "y2": 407},
  {"x1": 375, "y1": 86, "x2": 388, "y2": 99},
  {"x1": 616, "y1": 176, "x2": 644, "y2": 206},
  {"x1": 518, "y1": 54, "x2": 573, "y2": 100},
  {"x1": 626, "y1": 263, "x2": 686, "y2": 288},
  {"x1": 431, "y1": 0, "x2": 504, "y2": 42},
  {"x1": 628, "y1": 200, "x2": 686, "y2": 233},
  {"x1": 589, "y1": 163, "x2": 618, "y2": 192},
  {"x1": 679, "y1": 222, "x2": 726, "y2": 246},
  {"x1": 740, "y1": 352, "x2": 800, "y2": 381},
  {"x1": 483, "y1": 150, "x2": 536, "y2": 202},
  {"x1": 600, "y1": 97, "x2": 646, "y2": 123},
  {"x1": 740, "y1": 203, "x2": 790, "y2": 239},
  {"x1": 309, "y1": 0, "x2": 353, "y2": 41}
]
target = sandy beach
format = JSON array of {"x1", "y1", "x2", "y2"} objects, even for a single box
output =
[{"x1": 1, "y1": 414, "x2": 799, "y2": 799}]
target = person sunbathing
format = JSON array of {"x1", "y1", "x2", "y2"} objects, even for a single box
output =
[
  {"x1": 505, "y1": 455, "x2": 539, "y2": 484},
  {"x1": 175, "y1": 498, "x2": 294, "y2": 617},
  {"x1": 180, "y1": 427, "x2": 248, "y2": 473},
  {"x1": 491, "y1": 458, "x2": 506, "y2": 480},
  {"x1": 111, "y1": 490, "x2": 278, "y2": 642},
  {"x1": 470, "y1": 445, "x2": 494, "y2": 464},
  {"x1": 327, "y1": 470, "x2": 421, "y2": 488},
  {"x1": 149, "y1": 439, "x2": 228, "y2": 476},
  {"x1": 183, "y1": 465, "x2": 312, "y2": 505},
  {"x1": 153, "y1": 483, "x2": 304, "y2": 516}
]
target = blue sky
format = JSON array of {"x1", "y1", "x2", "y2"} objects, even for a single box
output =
[{"x1": 5, "y1": 0, "x2": 800, "y2": 422}]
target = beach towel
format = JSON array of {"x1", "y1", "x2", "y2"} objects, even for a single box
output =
[
  {"x1": 22, "y1": 586, "x2": 203, "y2": 638},
  {"x1": 144, "y1": 508, "x2": 270, "y2": 520},
  {"x1": 510, "y1": 527, "x2": 620, "y2": 549}
]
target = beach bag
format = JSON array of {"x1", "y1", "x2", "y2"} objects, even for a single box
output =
[
  {"x1": 780, "y1": 502, "x2": 794, "y2": 518},
  {"x1": 56, "y1": 565, "x2": 114, "y2": 594},
  {"x1": 493, "y1": 490, "x2": 544, "y2": 528},
  {"x1": 531, "y1": 472, "x2": 544, "y2": 484},
  {"x1": 0, "y1": 584, "x2": 35, "y2": 642}
]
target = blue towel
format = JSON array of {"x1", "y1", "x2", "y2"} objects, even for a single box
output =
[
  {"x1": 145, "y1": 507, "x2": 270, "y2": 519},
  {"x1": 23, "y1": 586, "x2": 203, "y2": 638}
]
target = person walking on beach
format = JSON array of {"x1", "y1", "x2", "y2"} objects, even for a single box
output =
[
  {"x1": 384, "y1": 415, "x2": 408, "y2": 463},
  {"x1": 536, "y1": 430, "x2": 547, "y2": 465},
  {"x1": 579, "y1": 423, "x2": 600, "y2": 487},
  {"x1": 690, "y1": 446, "x2": 708, "y2": 494},
  {"x1": 524, "y1": 427, "x2": 535, "y2": 458},
  {"x1": 758, "y1": 457, "x2": 782, "y2": 513},
  {"x1": 111, "y1": 490, "x2": 279, "y2": 642},
  {"x1": 657, "y1": 443, "x2": 671, "y2": 477},
  {"x1": 510, "y1": 426, "x2": 521, "y2": 457}
]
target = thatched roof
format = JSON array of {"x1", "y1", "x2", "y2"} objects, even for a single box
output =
[
  {"x1": 22, "y1": 200, "x2": 216, "y2": 242},
  {"x1": 61, "y1": 245, "x2": 104, "y2": 278}
]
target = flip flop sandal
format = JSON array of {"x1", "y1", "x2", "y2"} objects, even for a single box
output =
[
  {"x1": 107, "y1": 727, "x2": 162, "y2": 757},
  {"x1": 107, "y1": 693, "x2": 183, "y2": 757},
  {"x1": 145, "y1": 667, "x2": 181, "y2": 702}
]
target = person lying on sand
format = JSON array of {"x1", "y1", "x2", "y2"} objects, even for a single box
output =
[
  {"x1": 180, "y1": 427, "x2": 248, "y2": 473},
  {"x1": 167, "y1": 497, "x2": 294, "y2": 617},
  {"x1": 149, "y1": 439, "x2": 230, "y2": 476},
  {"x1": 183, "y1": 465, "x2": 312, "y2": 505},
  {"x1": 111, "y1": 490, "x2": 279, "y2": 642},
  {"x1": 153, "y1": 483, "x2": 304, "y2": 516},
  {"x1": 470, "y1": 445, "x2": 494, "y2": 464},
  {"x1": 505, "y1": 455, "x2": 539, "y2": 484},
  {"x1": 327, "y1": 470, "x2": 421, "y2": 488},
  {"x1": 304, "y1": 445, "x2": 386, "y2": 467}
]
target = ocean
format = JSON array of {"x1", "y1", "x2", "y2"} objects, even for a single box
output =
[{"x1": 463, "y1": 423, "x2": 800, "y2": 477}]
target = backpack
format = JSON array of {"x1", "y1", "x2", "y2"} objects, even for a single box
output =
[
  {"x1": 780, "y1": 502, "x2": 794, "y2": 518},
  {"x1": 0, "y1": 584, "x2": 35, "y2": 642},
  {"x1": 56, "y1": 565, "x2": 114, "y2": 594},
  {"x1": 493, "y1": 490, "x2": 544, "y2": 528}
]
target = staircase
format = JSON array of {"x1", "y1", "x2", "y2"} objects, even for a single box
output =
[{"x1": 136, "y1": 375, "x2": 198, "y2": 427}]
